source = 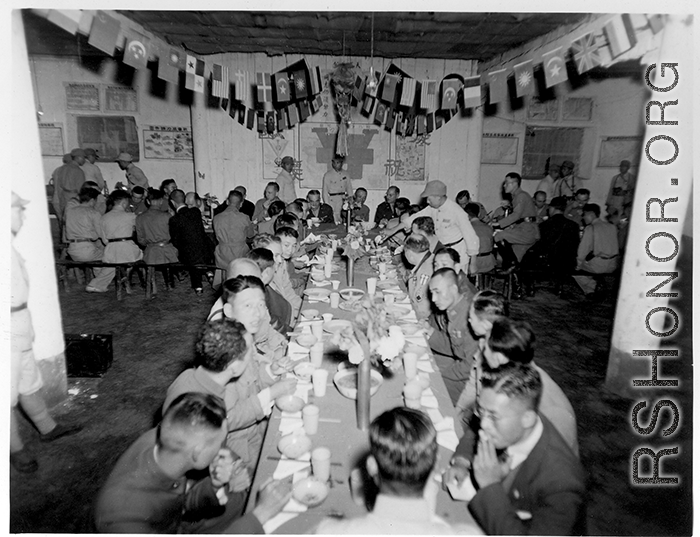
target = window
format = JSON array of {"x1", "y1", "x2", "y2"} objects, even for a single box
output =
[{"x1": 522, "y1": 127, "x2": 584, "y2": 179}]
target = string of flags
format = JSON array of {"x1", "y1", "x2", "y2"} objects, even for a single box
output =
[{"x1": 39, "y1": 9, "x2": 665, "y2": 138}]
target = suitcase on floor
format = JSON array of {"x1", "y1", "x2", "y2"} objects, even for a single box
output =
[{"x1": 64, "y1": 334, "x2": 113, "y2": 377}]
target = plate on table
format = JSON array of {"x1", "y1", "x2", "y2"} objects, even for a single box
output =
[
  {"x1": 339, "y1": 288, "x2": 365, "y2": 303},
  {"x1": 386, "y1": 305, "x2": 412, "y2": 318},
  {"x1": 304, "y1": 288, "x2": 331, "y2": 300},
  {"x1": 293, "y1": 361, "x2": 316, "y2": 382},
  {"x1": 333, "y1": 366, "x2": 383, "y2": 399},
  {"x1": 376, "y1": 279, "x2": 401, "y2": 290},
  {"x1": 323, "y1": 319, "x2": 354, "y2": 334},
  {"x1": 293, "y1": 477, "x2": 329, "y2": 507},
  {"x1": 339, "y1": 301, "x2": 363, "y2": 313}
]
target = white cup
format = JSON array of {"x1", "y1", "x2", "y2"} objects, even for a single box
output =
[
  {"x1": 384, "y1": 293, "x2": 395, "y2": 305},
  {"x1": 310, "y1": 320, "x2": 324, "y2": 339},
  {"x1": 311, "y1": 369, "x2": 329, "y2": 397},
  {"x1": 302, "y1": 404, "x2": 320, "y2": 435},
  {"x1": 330, "y1": 292, "x2": 340, "y2": 308},
  {"x1": 403, "y1": 381, "x2": 423, "y2": 409},
  {"x1": 366, "y1": 277, "x2": 377, "y2": 296},
  {"x1": 310, "y1": 342, "x2": 324, "y2": 367},
  {"x1": 311, "y1": 446, "x2": 332, "y2": 482},
  {"x1": 324, "y1": 262, "x2": 332, "y2": 279},
  {"x1": 322, "y1": 313, "x2": 333, "y2": 323},
  {"x1": 378, "y1": 261, "x2": 387, "y2": 274},
  {"x1": 403, "y1": 352, "x2": 418, "y2": 380},
  {"x1": 331, "y1": 239, "x2": 339, "y2": 250},
  {"x1": 330, "y1": 280, "x2": 340, "y2": 290},
  {"x1": 307, "y1": 219, "x2": 313, "y2": 228}
]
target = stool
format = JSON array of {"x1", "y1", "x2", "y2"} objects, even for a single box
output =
[{"x1": 478, "y1": 268, "x2": 517, "y2": 315}]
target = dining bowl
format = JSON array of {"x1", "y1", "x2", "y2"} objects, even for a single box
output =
[
  {"x1": 339, "y1": 288, "x2": 366, "y2": 303},
  {"x1": 323, "y1": 319, "x2": 354, "y2": 334},
  {"x1": 296, "y1": 333, "x2": 319, "y2": 348},
  {"x1": 275, "y1": 395, "x2": 305, "y2": 413},
  {"x1": 304, "y1": 288, "x2": 331, "y2": 300},
  {"x1": 333, "y1": 367, "x2": 383, "y2": 400},
  {"x1": 277, "y1": 433, "x2": 312, "y2": 460},
  {"x1": 293, "y1": 361, "x2": 316, "y2": 382},
  {"x1": 310, "y1": 271, "x2": 327, "y2": 283},
  {"x1": 383, "y1": 288, "x2": 408, "y2": 301},
  {"x1": 300, "y1": 309, "x2": 320, "y2": 321},
  {"x1": 293, "y1": 477, "x2": 329, "y2": 507}
]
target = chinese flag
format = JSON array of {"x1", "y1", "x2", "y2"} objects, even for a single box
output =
[
  {"x1": 462, "y1": 76, "x2": 481, "y2": 108},
  {"x1": 487, "y1": 69, "x2": 508, "y2": 104},
  {"x1": 381, "y1": 73, "x2": 399, "y2": 103},
  {"x1": 158, "y1": 47, "x2": 184, "y2": 84},
  {"x1": 541, "y1": 47, "x2": 568, "y2": 88},
  {"x1": 88, "y1": 10, "x2": 120, "y2": 55},
  {"x1": 274, "y1": 71, "x2": 291, "y2": 103},
  {"x1": 123, "y1": 32, "x2": 150, "y2": 70},
  {"x1": 513, "y1": 60, "x2": 534, "y2": 98},
  {"x1": 604, "y1": 14, "x2": 637, "y2": 58},
  {"x1": 441, "y1": 79, "x2": 461, "y2": 110}
]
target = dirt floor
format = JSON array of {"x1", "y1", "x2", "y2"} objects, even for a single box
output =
[{"x1": 9, "y1": 240, "x2": 692, "y2": 535}]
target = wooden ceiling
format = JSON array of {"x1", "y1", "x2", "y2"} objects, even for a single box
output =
[{"x1": 24, "y1": 10, "x2": 589, "y2": 62}]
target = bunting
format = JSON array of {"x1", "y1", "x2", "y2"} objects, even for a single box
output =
[
  {"x1": 256, "y1": 111, "x2": 265, "y2": 133},
  {"x1": 571, "y1": 32, "x2": 603, "y2": 74},
  {"x1": 487, "y1": 69, "x2": 508, "y2": 104},
  {"x1": 123, "y1": 32, "x2": 150, "y2": 70},
  {"x1": 400, "y1": 78, "x2": 417, "y2": 107},
  {"x1": 88, "y1": 10, "x2": 120, "y2": 55},
  {"x1": 266, "y1": 112, "x2": 276, "y2": 134},
  {"x1": 158, "y1": 47, "x2": 184, "y2": 84},
  {"x1": 604, "y1": 14, "x2": 637, "y2": 58},
  {"x1": 513, "y1": 60, "x2": 534, "y2": 97},
  {"x1": 290, "y1": 69, "x2": 309, "y2": 100},
  {"x1": 462, "y1": 76, "x2": 481, "y2": 108},
  {"x1": 299, "y1": 101, "x2": 310, "y2": 121},
  {"x1": 246, "y1": 108, "x2": 255, "y2": 130},
  {"x1": 420, "y1": 80, "x2": 437, "y2": 109},
  {"x1": 237, "y1": 104, "x2": 246, "y2": 125},
  {"x1": 310, "y1": 94, "x2": 323, "y2": 114},
  {"x1": 352, "y1": 75, "x2": 365, "y2": 101},
  {"x1": 309, "y1": 65, "x2": 324, "y2": 95},
  {"x1": 212, "y1": 64, "x2": 229, "y2": 99},
  {"x1": 278, "y1": 109, "x2": 287, "y2": 131},
  {"x1": 541, "y1": 47, "x2": 568, "y2": 87},
  {"x1": 416, "y1": 115, "x2": 426, "y2": 136},
  {"x1": 274, "y1": 71, "x2": 291, "y2": 103},
  {"x1": 256, "y1": 72, "x2": 272, "y2": 103},
  {"x1": 288, "y1": 104, "x2": 299, "y2": 127},
  {"x1": 362, "y1": 95, "x2": 375, "y2": 116},
  {"x1": 185, "y1": 55, "x2": 205, "y2": 93},
  {"x1": 426, "y1": 113, "x2": 434, "y2": 134},
  {"x1": 381, "y1": 73, "x2": 399, "y2": 103},
  {"x1": 235, "y1": 70, "x2": 250, "y2": 102},
  {"x1": 441, "y1": 79, "x2": 461, "y2": 110}
]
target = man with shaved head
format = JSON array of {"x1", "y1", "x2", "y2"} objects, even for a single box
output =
[
  {"x1": 95, "y1": 391, "x2": 291, "y2": 533},
  {"x1": 427, "y1": 268, "x2": 479, "y2": 405},
  {"x1": 169, "y1": 189, "x2": 214, "y2": 295}
]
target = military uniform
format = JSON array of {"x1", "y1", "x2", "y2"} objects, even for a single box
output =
[
  {"x1": 322, "y1": 169, "x2": 352, "y2": 223},
  {"x1": 606, "y1": 171, "x2": 636, "y2": 221},
  {"x1": 135, "y1": 207, "x2": 179, "y2": 265},
  {"x1": 574, "y1": 217, "x2": 619, "y2": 294},
  {"x1": 124, "y1": 162, "x2": 149, "y2": 190},
  {"x1": 64, "y1": 203, "x2": 104, "y2": 262},
  {"x1": 494, "y1": 186, "x2": 540, "y2": 261},
  {"x1": 469, "y1": 218, "x2": 496, "y2": 274},
  {"x1": 213, "y1": 206, "x2": 253, "y2": 270},
  {"x1": 275, "y1": 169, "x2": 297, "y2": 203},
  {"x1": 553, "y1": 175, "x2": 582, "y2": 200},
  {"x1": 406, "y1": 251, "x2": 435, "y2": 321}
]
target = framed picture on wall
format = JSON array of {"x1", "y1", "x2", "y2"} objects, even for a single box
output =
[
  {"x1": 481, "y1": 133, "x2": 518, "y2": 165},
  {"x1": 394, "y1": 134, "x2": 427, "y2": 182},
  {"x1": 598, "y1": 136, "x2": 642, "y2": 167},
  {"x1": 527, "y1": 96, "x2": 559, "y2": 121},
  {"x1": 143, "y1": 126, "x2": 193, "y2": 160},
  {"x1": 105, "y1": 86, "x2": 138, "y2": 112},
  {"x1": 563, "y1": 97, "x2": 594, "y2": 121},
  {"x1": 65, "y1": 83, "x2": 100, "y2": 111},
  {"x1": 38, "y1": 123, "x2": 64, "y2": 156},
  {"x1": 261, "y1": 132, "x2": 297, "y2": 179}
]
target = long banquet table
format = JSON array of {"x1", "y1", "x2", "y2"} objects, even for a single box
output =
[{"x1": 245, "y1": 225, "x2": 480, "y2": 533}]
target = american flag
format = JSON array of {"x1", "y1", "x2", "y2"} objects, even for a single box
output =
[
  {"x1": 212, "y1": 64, "x2": 229, "y2": 99},
  {"x1": 420, "y1": 80, "x2": 437, "y2": 110},
  {"x1": 571, "y1": 32, "x2": 603, "y2": 74},
  {"x1": 234, "y1": 70, "x2": 249, "y2": 102},
  {"x1": 400, "y1": 78, "x2": 416, "y2": 107}
]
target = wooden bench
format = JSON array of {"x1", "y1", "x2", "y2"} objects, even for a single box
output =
[{"x1": 143, "y1": 263, "x2": 223, "y2": 299}]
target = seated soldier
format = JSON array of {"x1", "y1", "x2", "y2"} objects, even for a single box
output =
[
  {"x1": 163, "y1": 319, "x2": 295, "y2": 473},
  {"x1": 247, "y1": 247, "x2": 293, "y2": 334},
  {"x1": 456, "y1": 189, "x2": 488, "y2": 221},
  {"x1": 342, "y1": 187, "x2": 370, "y2": 222},
  {"x1": 95, "y1": 392, "x2": 292, "y2": 533},
  {"x1": 533, "y1": 191, "x2": 548, "y2": 224},
  {"x1": 445, "y1": 363, "x2": 586, "y2": 535},
  {"x1": 564, "y1": 189, "x2": 591, "y2": 229},
  {"x1": 257, "y1": 199, "x2": 286, "y2": 236},
  {"x1": 273, "y1": 212, "x2": 300, "y2": 234},
  {"x1": 252, "y1": 182, "x2": 281, "y2": 224},
  {"x1": 403, "y1": 234, "x2": 435, "y2": 321},
  {"x1": 410, "y1": 216, "x2": 443, "y2": 255},
  {"x1": 306, "y1": 189, "x2": 334, "y2": 224},
  {"x1": 433, "y1": 247, "x2": 477, "y2": 296},
  {"x1": 251, "y1": 232, "x2": 302, "y2": 320},
  {"x1": 285, "y1": 200, "x2": 305, "y2": 221},
  {"x1": 464, "y1": 203, "x2": 496, "y2": 275},
  {"x1": 425, "y1": 268, "x2": 479, "y2": 405},
  {"x1": 64, "y1": 186, "x2": 104, "y2": 263},
  {"x1": 573, "y1": 203, "x2": 619, "y2": 297},
  {"x1": 135, "y1": 190, "x2": 179, "y2": 267},
  {"x1": 316, "y1": 407, "x2": 480, "y2": 534},
  {"x1": 127, "y1": 185, "x2": 148, "y2": 215},
  {"x1": 276, "y1": 226, "x2": 306, "y2": 300}
]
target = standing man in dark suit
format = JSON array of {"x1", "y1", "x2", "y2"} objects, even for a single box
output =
[
  {"x1": 169, "y1": 189, "x2": 214, "y2": 295},
  {"x1": 444, "y1": 363, "x2": 586, "y2": 535}
]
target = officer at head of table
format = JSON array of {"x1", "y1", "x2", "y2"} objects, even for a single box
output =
[{"x1": 315, "y1": 407, "x2": 483, "y2": 535}]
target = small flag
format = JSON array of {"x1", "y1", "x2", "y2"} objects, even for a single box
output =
[
  {"x1": 487, "y1": 69, "x2": 508, "y2": 104},
  {"x1": 646, "y1": 14, "x2": 665, "y2": 34},
  {"x1": 290, "y1": 69, "x2": 309, "y2": 100},
  {"x1": 256, "y1": 72, "x2": 272, "y2": 103},
  {"x1": 310, "y1": 94, "x2": 323, "y2": 114},
  {"x1": 185, "y1": 55, "x2": 205, "y2": 93},
  {"x1": 309, "y1": 66, "x2": 324, "y2": 95},
  {"x1": 381, "y1": 73, "x2": 399, "y2": 102},
  {"x1": 385, "y1": 107, "x2": 396, "y2": 130},
  {"x1": 299, "y1": 101, "x2": 310, "y2": 121},
  {"x1": 571, "y1": 32, "x2": 603, "y2": 74},
  {"x1": 88, "y1": 10, "x2": 120, "y2": 55},
  {"x1": 257, "y1": 111, "x2": 265, "y2": 133},
  {"x1": 604, "y1": 14, "x2": 637, "y2": 59},
  {"x1": 362, "y1": 95, "x2": 375, "y2": 116},
  {"x1": 374, "y1": 101, "x2": 388, "y2": 125},
  {"x1": 400, "y1": 78, "x2": 417, "y2": 107},
  {"x1": 158, "y1": 47, "x2": 184, "y2": 84},
  {"x1": 274, "y1": 71, "x2": 291, "y2": 103},
  {"x1": 123, "y1": 33, "x2": 150, "y2": 70},
  {"x1": 462, "y1": 76, "x2": 481, "y2": 108},
  {"x1": 426, "y1": 113, "x2": 434, "y2": 133},
  {"x1": 420, "y1": 80, "x2": 437, "y2": 109},
  {"x1": 228, "y1": 100, "x2": 237, "y2": 119},
  {"x1": 266, "y1": 112, "x2": 276, "y2": 134},
  {"x1": 513, "y1": 60, "x2": 535, "y2": 97},
  {"x1": 237, "y1": 104, "x2": 246, "y2": 125},
  {"x1": 435, "y1": 113, "x2": 444, "y2": 130},
  {"x1": 77, "y1": 11, "x2": 93, "y2": 36},
  {"x1": 352, "y1": 75, "x2": 365, "y2": 101},
  {"x1": 246, "y1": 108, "x2": 255, "y2": 130},
  {"x1": 405, "y1": 114, "x2": 416, "y2": 137},
  {"x1": 441, "y1": 79, "x2": 461, "y2": 110},
  {"x1": 278, "y1": 109, "x2": 287, "y2": 131},
  {"x1": 212, "y1": 64, "x2": 229, "y2": 99},
  {"x1": 383, "y1": 64, "x2": 409, "y2": 106},
  {"x1": 47, "y1": 9, "x2": 82, "y2": 35},
  {"x1": 235, "y1": 70, "x2": 250, "y2": 102},
  {"x1": 541, "y1": 47, "x2": 568, "y2": 87},
  {"x1": 288, "y1": 105, "x2": 299, "y2": 127},
  {"x1": 416, "y1": 115, "x2": 426, "y2": 135}
]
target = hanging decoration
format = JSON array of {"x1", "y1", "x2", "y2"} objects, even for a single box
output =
[{"x1": 329, "y1": 62, "x2": 356, "y2": 157}]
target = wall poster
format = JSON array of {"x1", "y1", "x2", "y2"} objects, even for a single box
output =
[
  {"x1": 105, "y1": 86, "x2": 138, "y2": 112},
  {"x1": 38, "y1": 123, "x2": 65, "y2": 156},
  {"x1": 143, "y1": 126, "x2": 193, "y2": 160},
  {"x1": 393, "y1": 134, "x2": 428, "y2": 182},
  {"x1": 598, "y1": 136, "x2": 642, "y2": 167},
  {"x1": 65, "y1": 83, "x2": 100, "y2": 111},
  {"x1": 481, "y1": 133, "x2": 518, "y2": 164},
  {"x1": 261, "y1": 132, "x2": 297, "y2": 179},
  {"x1": 527, "y1": 96, "x2": 559, "y2": 121}
]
